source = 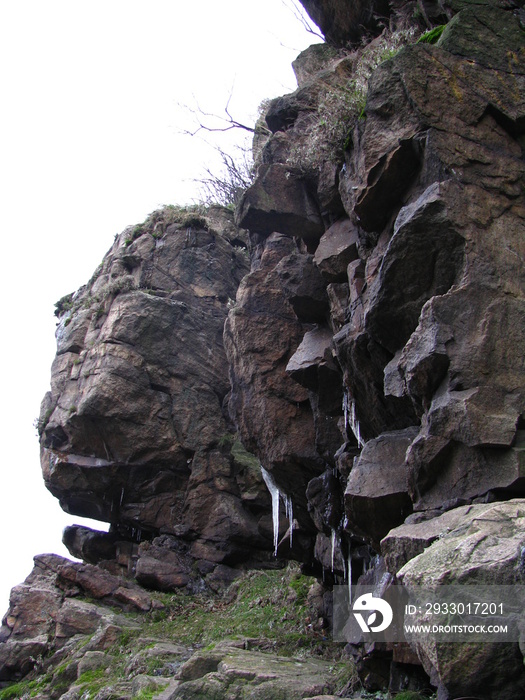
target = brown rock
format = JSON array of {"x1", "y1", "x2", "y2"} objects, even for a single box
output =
[
  {"x1": 224, "y1": 233, "x2": 324, "y2": 525},
  {"x1": 135, "y1": 536, "x2": 191, "y2": 591},
  {"x1": 275, "y1": 252, "x2": 329, "y2": 322},
  {"x1": 286, "y1": 326, "x2": 337, "y2": 394},
  {"x1": 313, "y1": 218, "x2": 359, "y2": 282},
  {"x1": 355, "y1": 138, "x2": 422, "y2": 234},
  {"x1": 56, "y1": 559, "x2": 155, "y2": 611},
  {"x1": 344, "y1": 428, "x2": 418, "y2": 547},
  {"x1": 55, "y1": 599, "x2": 108, "y2": 639},
  {"x1": 306, "y1": 468, "x2": 344, "y2": 533},
  {"x1": 62, "y1": 524, "x2": 119, "y2": 565},
  {"x1": 235, "y1": 164, "x2": 324, "y2": 244},
  {"x1": 364, "y1": 183, "x2": 465, "y2": 354},
  {"x1": 38, "y1": 206, "x2": 277, "y2": 573},
  {"x1": 326, "y1": 283, "x2": 349, "y2": 330}
]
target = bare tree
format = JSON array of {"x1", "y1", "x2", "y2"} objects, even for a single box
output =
[
  {"x1": 196, "y1": 142, "x2": 254, "y2": 208},
  {"x1": 179, "y1": 94, "x2": 272, "y2": 207}
]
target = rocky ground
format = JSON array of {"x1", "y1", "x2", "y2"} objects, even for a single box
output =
[
  {"x1": 1, "y1": 0, "x2": 524, "y2": 698},
  {"x1": 0, "y1": 563, "x2": 361, "y2": 700}
]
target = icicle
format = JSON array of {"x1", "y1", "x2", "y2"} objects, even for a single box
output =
[
  {"x1": 342, "y1": 390, "x2": 365, "y2": 447},
  {"x1": 330, "y1": 528, "x2": 336, "y2": 572},
  {"x1": 120, "y1": 487, "x2": 125, "y2": 505},
  {"x1": 349, "y1": 401, "x2": 365, "y2": 448},
  {"x1": 284, "y1": 494, "x2": 294, "y2": 547},
  {"x1": 347, "y1": 553, "x2": 352, "y2": 603},
  {"x1": 261, "y1": 466, "x2": 295, "y2": 554},
  {"x1": 261, "y1": 466, "x2": 280, "y2": 556}
]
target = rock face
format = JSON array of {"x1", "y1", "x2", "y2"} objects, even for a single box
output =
[
  {"x1": 0, "y1": 553, "x2": 148, "y2": 681},
  {"x1": 38, "y1": 205, "x2": 277, "y2": 576},
  {"x1": 226, "y1": 2, "x2": 525, "y2": 696},
  {"x1": 172, "y1": 643, "x2": 341, "y2": 699},
  {"x1": 1, "y1": 1, "x2": 525, "y2": 698}
]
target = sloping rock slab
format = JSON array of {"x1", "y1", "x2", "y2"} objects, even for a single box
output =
[
  {"x1": 313, "y1": 218, "x2": 359, "y2": 282},
  {"x1": 381, "y1": 501, "x2": 498, "y2": 575},
  {"x1": 171, "y1": 644, "x2": 340, "y2": 699}
]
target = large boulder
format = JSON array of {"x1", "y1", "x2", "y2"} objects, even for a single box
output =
[
  {"x1": 38, "y1": 206, "x2": 275, "y2": 575},
  {"x1": 397, "y1": 500, "x2": 525, "y2": 699},
  {"x1": 236, "y1": 164, "x2": 324, "y2": 245},
  {"x1": 344, "y1": 428, "x2": 418, "y2": 548}
]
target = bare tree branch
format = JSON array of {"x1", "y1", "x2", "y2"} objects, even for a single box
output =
[
  {"x1": 282, "y1": 0, "x2": 324, "y2": 41},
  {"x1": 179, "y1": 92, "x2": 271, "y2": 138}
]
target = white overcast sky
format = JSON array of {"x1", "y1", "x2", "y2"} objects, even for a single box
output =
[{"x1": 0, "y1": 0, "x2": 317, "y2": 611}]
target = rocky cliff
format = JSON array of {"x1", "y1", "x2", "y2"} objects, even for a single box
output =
[{"x1": 1, "y1": 1, "x2": 524, "y2": 699}]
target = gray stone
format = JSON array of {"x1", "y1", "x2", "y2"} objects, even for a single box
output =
[
  {"x1": 381, "y1": 501, "x2": 499, "y2": 574},
  {"x1": 77, "y1": 651, "x2": 108, "y2": 678},
  {"x1": 398, "y1": 499, "x2": 525, "y2": 699}
]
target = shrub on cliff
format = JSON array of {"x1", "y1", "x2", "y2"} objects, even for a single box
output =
[{"x1": 285, "y1": 26, "x2": 419, "y2": 175}]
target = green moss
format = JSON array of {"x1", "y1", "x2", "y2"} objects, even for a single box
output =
[
  {"x1": 218, "y1": 432, "x2": 236, "y2": 449},
  {"x1": 121, "y1": 565, "x2": 334, "y2": 657},
  {"x1": 54, "y1": 292, "x2": 74, "y2": 318},
  {"x1": 134, "y1": 688, "x2": 164, "y2": 700},
  {"x1": 417, "y1": 24, "x2": 446, "y2": 44},
  {"x1": 77, "y1": 668, "x2": 106, "y2": 684},
  {"x1": 288, "y1": 572, "x2": 311, "y2": 604},
  {"x1": 0, "y1": 680, "x2": 39, "y2": 699},
  {"x1": 230, "y1": 439, "x2": 259, "y2": 471}
]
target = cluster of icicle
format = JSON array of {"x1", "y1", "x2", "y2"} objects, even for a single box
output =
[
  {"x1": 260, "y1": 466, "x2": 294, "y2": 556},
  {"x1": 331, "y1": 527, "x2": 353, "y2": 602},
  {"x1": 343, "y1": 390, "x2": 365, "y2": 448}
]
